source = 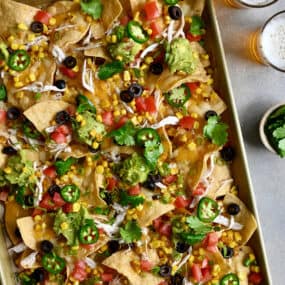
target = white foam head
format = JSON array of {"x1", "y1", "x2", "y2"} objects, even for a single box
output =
[{"x1": 261, "y1": 12, "x2": 285, "y2": 71}]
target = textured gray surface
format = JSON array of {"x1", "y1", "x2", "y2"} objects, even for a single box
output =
[{"x1": 214, "y1": 0, "x2": 285, "y2": 284}]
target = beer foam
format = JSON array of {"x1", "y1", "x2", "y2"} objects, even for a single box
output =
[{"x1": 261, "y1": 13, "x2": 285, "y2": 70}]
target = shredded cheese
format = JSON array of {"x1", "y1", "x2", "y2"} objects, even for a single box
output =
[
  {"x1": 18, "y1": 81, "x2": 66, "y2": 93},
  {"x1": 8, "y1": 243, "x2": 27, "y2": 255},
  {"x1": 150, "y1": 116, "x2": 179, "y2": 129},
  {"x1": 82, "y1": 59, "x2": 95, "y2": 94},
  {"x1": 26, "y1": 36, "x2": 48, "y2": 49},
  {"x1": 155, "y1": 182, "x2": 167, "y2": 189},
  {"x1": 121, "y1": 102, "x2": 134, "y2": 114},
  {"x1": 214, "y1": 214, "x2": 243, "y2": 230},
  {"x1": 20, "y1": 251, "x2": 38, "y2": 268},
  {"x1": 54, "y1": 24, "x2": 76, "y2": 32},
  {"x1": 74, "y1": 42, "x2": 103, "y2": 51},
  {"x1": 84, "y1": 257, "x2": 96, "y2": 269},
  {"x1": 52, "y1": 45, "x2": 66, "y2": 63},
  {"x1": 83, "y1": 27, "x2": 92, "y2": 45}
]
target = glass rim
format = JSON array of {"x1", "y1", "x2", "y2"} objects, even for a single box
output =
[
  {"x1": 260, "y1": 10, "x2": 285, "y2": 72},
  {"x1": 236, "y1": 0, "x2": 278, "y2": 8}
]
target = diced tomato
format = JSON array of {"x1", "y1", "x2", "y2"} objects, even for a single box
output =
[
  {"x1": 186, "y1": 82, "x2": 199, "y2": 94},
  {"x1": 52, "y1": 192, "x2": 66, "y2": 207},
  {"x1": 201, "y1": 267, "x2": 212, "y2": 282},
  {"x1": 50, "y1": 131, "x2": 67, "y2": 144},
  {"x1": 158, "y1": 223, "x2": 172, "y2": 237},
  {"x1": 192, "y1": 182, "x2": 206, "y2": 196},
  {"x1": 144, "y1": 1, "x2": 160, "y2": 21},
  {"x1": 120, "y1": 15, "x2": 129, "y2": 26},
  {"x1": 39, "y1": 193, "x2": 56, "y2": 211},
  {"x1": 71, "y1": 261, "x2": 87, "y2": 282},
  {"x1": 32, "y1": 208, "x2": 43, "y2": 217},
  {"x1": 191, "y1": 264, "x2": 202, "y2": 282},
  {"x1": 43, "y1": 166, "x2": 57, "y2": 179},
  {"x1": 203, "y1": 232, "x2": 219, "y2": 253},
  {"x1": 102, "y1": 111, "x2": 114, "y2": 127},
  {"x1": 153, "y1": 217, "x2": 163, "y2": 231},
  {"x1": 140, "y1": 259, "x2": 153, "y2": 272},
  {"x1": 128, "y1": 184, "x2": 141, "y2": 196},
  {"x1": 150, "y1": 21, "x2": 163, "y2": 38},
  {"x1": 179, "y1": 116, "x2": 195, "y2": 130},
  {"x1": 63, "y1": 203, "x2": 73, "y2": 213},
  {"x1": 55, "y1": 124, "x2": 71, "y2": 135},
  {"x1": 101, "y1": 273, "x2": 114, "y2": 282},
  {"x1": 59, "y1": 66, "x2": 77, "y2": 78},
  {"x1": 186, "y1": 33, "x2": 202, "y2": 42},
  {"x1": 158, "y1": 282, "x2": 168, "y2": 285},
  {"x1": 0, "y1": 110, "x2": 6, "y2": 123},
  {"x1": 115, "y1": 115, "x2": 128, "y2": 129},
  {"x1": 107, "y1": 177, "x2": 118, "y2": 191},
  {"x1": 201, "y1": 258, "x2": 209, "y2": 269},
  {"x1": 66, "y1": 105, "x2": 76, "y2": 116},
  {"x1": 248, "y1": 272, "x2": 263, "y2": 284},
  {"x1": 75, "y1": 260, "x2": 87, "y2": 270},
  {"x1": 145, "y1": 96, "x2": 156, "y2": 113},
  {"x1": 34, "y1": 10, "x2": 51, "y2": 25},
  {"x1": 162, "y1": 175, "x2": 177, "y2": 185},
  {"x1": 81, "y1": 243, "x2": 97, "y2": 251},
  {"x1": 174, "y1": 196, "x2": 191, "y2": 209},
  {"x1": 135, "y1": 97, "x2": 147, "y2": 113},
  {"x1": 0, "y1": 190, "x2": 9, "y2": 202}
]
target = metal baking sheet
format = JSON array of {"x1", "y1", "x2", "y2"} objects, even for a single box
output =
[{"x1": 0, "y1": 0, "x2": 271, "y2": 284}]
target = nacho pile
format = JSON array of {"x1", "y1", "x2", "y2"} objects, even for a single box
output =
[{"x1": 0, "y1": 0, "x2": 263, "y2": 284}]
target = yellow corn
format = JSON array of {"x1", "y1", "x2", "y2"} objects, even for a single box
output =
[
  {"x1": 191, "y1": 112, "x2": 199, "y2": 119},
  {"x1": 4, "y1": 167, "x2": 12, "y2": 174},
  {"x1": 49, "y1": 17, "x2": 57, "y2": 25},
  {"x1": 18, "y1": 23, "x2": 28, "y2": 31},
  {"x1": 73, "y1": 203, "x2": 81, "y2": 212},
  {"x1": 145, "y1": 56, "x2": 153, "y2": 64},
  {"x1": 29, "y1": 73, "x2": 36, "y2": 82},
  {"x1": 187, "y1": 142, "x2": 197, "y2": 151},
  {"x1": 96, "y1": 165, "x2": 104, "y2": 174},
  {"x1": 111, "y1": 34, "x2": 117, "y2": 43},
  {"x1": 92, "y1": 142, "x2": 99, "y2": 149},
  {"x1": 61, "y1": 222, "x2": 69, "y2": 230},
  {"x1": 175, "y1": 112, "x2": 183, "y2": 119},
  {"x1": 11, "y1": 43, "x2": 18, "y2": 50},
  {"x1": 96, "y1": 114, "x2": 103, "y2": 122},
  {"x1": 123, "y1": 70, "x2": 131, "y2": 81}
]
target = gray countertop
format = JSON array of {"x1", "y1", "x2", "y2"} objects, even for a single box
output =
[{"x1": 214, "y1": 1, "x2": 285, "y2": 284}]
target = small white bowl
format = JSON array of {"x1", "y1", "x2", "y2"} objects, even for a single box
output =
[{"x1": 259, "y1": 103, "x2": 285, "y2": 154}]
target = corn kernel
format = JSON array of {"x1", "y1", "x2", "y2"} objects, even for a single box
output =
[
  {"x1": 96, "y1": 165, "x2": 104, "y2": 174},
  {"x1": 90, "y1": 129, "x2": 97, "y2": 138},
  {"x1": 49, "y1": 17, "x2": 57, "y2": 25},
  {"x1": 180, "y1": 135, "x2": 187, "y2": 143},
  {"x1": 193, "y1": 121, "x2": 199, "y2": 129},
  {"x1": 134, "y1": 12, "x2": 140, "y2": 22},
  {"x1": 234, "y1": 232, "x2": 242, "y2": 242},
  {"x1": 11, "y1": 43, "x2": 18, "y2": 50},
  {"x1": 123, "y1": 70, "x2": 131, "y2": 81},
  {"x1": 146, "y1": 28, "x2": 153, "y2": 35},
  {"x1": 18, "y1": 23, "x2": 28, "y2": 31},
  {"x1": 199, "y1": 248, "x2": 205, "y2": 255},
  {"x1": 42, "y1": 222, "x2": 47, "y2": 229},
  {"x1": 191, "y1": 112, "x2": 198, "y2": 119},
  {"x1": 106, "y1": 35, "x2": 112, "y2": 43},
  {"x1": 34, "y1": 224, "x2": 42, "y2": 231},
  {"x1": 111, "y1": 34, "x2": 117, "y2": 43},
  {"x1": 102, "y1": 161, "x2": 108, "y2": 168},
  {"x1": 175, "y1": 112, "x2": 183, "y2": 119},
  {"x1": 145, "y1": 56, "x2": 153, "y2": 64},
  {"x1": 4, "y1": 167, "x2": 12, "y2": 174},
  {"x1": 86, "y1": 15, "x2": 93, "y2": 23},
  {"x1": 96, "y1": 114, "x2": 103, "y2": 122},
  {"x1": 73, "y1": 65, "x2": 79, "y2": 72},
  {"x1": 73, "y1": 203, "x2": 81, "y2": 212},
  {"x1": 116, "y1": 55, "x2": 123, "y2": 61},
  {"x1": 187, "y1": 142, "x2": 196, "y2": 151},
  {"x1": 237, "y1": 272, "x2": 247, "y2": 281},
  {"x1": 34, "y1": 215, "x2": 42, "y2": 222},
  {"x1": 29, "y1": 73, "x2": 36, "y2": 82},
  {"x1": 92, "y1": 141, "x2": 99, "y2": 149},
  {"x1": 61, "y1": 222, "x2": 69, "y2": 230},
  {"x1": 8, "y1": 36, "x2": 14, "y2": 43},
  {"x1": 203, "y1": 54, "x2": 210, "y2": 60}
]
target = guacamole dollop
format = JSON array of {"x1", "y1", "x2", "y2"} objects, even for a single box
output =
[
  {"x1": 76, "y1": 111, "x2": 106, "y2": 147},
  {"x1": 0, "y1": 150, "x2": 35, "y2": 187},
  {"x1": 165, "y1": 38, "x2": 198, "y2": 74},
  {"x1": 118, "y1": 153, "x2": 150, "y2": 186},
  {"x1": 108, "y1": 40, "x2": 142, "y2": 63}
]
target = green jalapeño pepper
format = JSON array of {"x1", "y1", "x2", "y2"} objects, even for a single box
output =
[
  {"x1": 60, "y1": 184, "x2": 80, "y2": 203},
  {"x1": 0, "y1": 84, "x2": 7, "y2": 101},
  {"x1": 42, "y1": 253, "x2": 66, "y2": 274},
  {"x1": 76, "y1": 94, "x2": 96, "y2": 114},
  {"x1": 220, "y1": 273, "x2": 239, "y2": 285},
  {"x1": 197, "y1": 197, "x2": 219, "y2": 223},
  {"x1": 127, "y1": 21, "x2": 149, "y2": 44},
  {"x1": 8, "y1": 50, "x2": 30, "y2": 71},
  {"x1": 79, "y1": 220, "x2": 99, "y2": 244},
  {"x1": 136, "y1": 128, "x2": 160, "y2": 147},
  {"x1": 23, "y1": 120, "x2": 41, "y2": 139},
  {"x1": 164, "y1": 0, "x2": 179, "y2": 4},
  {"x1": 165, "y1": 84, "x2": 191, "y2": 108}
]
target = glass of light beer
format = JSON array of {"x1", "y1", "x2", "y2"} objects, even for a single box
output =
[
  {"x1": 225, "y1": 0, "x2": 278, "y2": 8},
  {"x1": 249, "y1": 11, "x2": 285, "y2": 72}
]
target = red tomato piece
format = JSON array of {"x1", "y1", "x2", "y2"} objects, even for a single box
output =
[
  {"x1": 153, "y1": 217, "x2": 163, "y2": 231},
  {"x1": 50, "y1": 131, "x2": 67, "y2": 144},
  {"x1": 163, "y1": 175, "x2": 177, "y2": 185},
  {"x1": 66, "y1": 105, "x2": 76, "y2": 116},
  {"x1": 135, "y1": 97, "x2": 147, "y2": 113},
  {"x1": 63, "y1": 203, "x2": 73, "y2": 213},
  {"x1": 150, "y1": 21, "x2": 163, "y2": 38},
  {"x1": 107, "y1": 177, "x2": 118, "y2": 191},
  {"x1": 191, "y1": 264, "x2": 202, "y2": 282},
  {"x1": 144, "y1": 1, "x2": 160, "y2": 21},
  {"x1": 115, "y1": 115, "x2": 128, "y2": 129},
  {"x1": 192, "y1": 182, "x2": 206, "y2": 196},
  {"x1": 75, "y1": 260, "x2": 87, "y2": 270},
  {"x1": 201, "y1": 267, "x2": 212, "y2": 282},
  {"x1": 101, "y1": 273, "x2": 114, "y2": 282},
  {"x1": 71, "y1": 262, "x2": 87, "y2": 282},
  {"x1": 0, "y1": 190, "x2": 9, "y2": 202},
  {"x1": 39, "y1": 193, "x2": 56, "y2": 211},
  {"x1": 43, "y1": 166, "x2": 57, "y2": 179},
  {"x1": 145, "y1": 96, "x2": 156, "y2": 113},
  {"x1": 174, "y1": 196, "x2": 191, "y2": 208},
  {"x1": 186, "y1": 82, "x2": 199, "y2": 94},
  {"x1": 128, "y1": 184, "x2": 141, "y2": 196},
  {"x1": 120, "y1": 15, "x2": 129, "y2": 26},
  {"x1": 179, "y1": 116, "x2": 195, "y2": 130},
  {"x1": 102, "y1": 111, "x2": 114, "y2": 127},
  {"x1": 52, "y1": 192, "x2": 66, "y2": 207},
  {"x1": 55, "y1": 124, "x2": 71, "y2": 135},
  {"x1": 158, "y1": 223, "x2": 172, "y2": 237},
  {"x1": 203, "y1": 232, "x2": 219, "y2": 253},
  {"x1": 0, "y1": 110, "x2": 6, "y2": 123},
  {"x1": 140, "y1": 259, "x2": 153, "y2": 272},
  {"x1": 201, "y1": 258, "x2": 209, "y2": 269},
  {"x1": 158, "y1": 282, "x2": 168, "y2": 285},
  {"x1": 34, "y1": 10, "x2": 51, "y2": 25},
  {"x1": 32, "y1": 208, "x2": 43, "y2": 217},
  {"x1": 186, "y1": 33, "x2": 202, "y2": 42},
  {"x1": 248, "y1": 272, "x2": 263, "y2": 284},
  {"x1": 59, "y1": 66, "x2": 77, "y2": 78}
]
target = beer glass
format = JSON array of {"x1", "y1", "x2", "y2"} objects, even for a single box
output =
[{"x1": 225, "y1": 0, "x2": 278, "y2": 8}]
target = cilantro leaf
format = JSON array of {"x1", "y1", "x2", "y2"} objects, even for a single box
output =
[
  {"x1": 98, "y1": 61, "x2": 124, "y2": 80},
  {"x1": 54, "y1": 157, "x2": 77, "y2": 176},
  {"x1": 190, "y1": 16, "x2": 204, "y2": 36},
  {"x1": 186, "y1": 216, "x2": 212, "y2": 234},
  {"x1": 120, "y1": 220, "x2": 142, "y2": 243},
  {"x1": 273, "y1": 125, "x2": 285, "y2": 139},
  {"x1": 144, "y1": 141, "x2": 164, "y2": 170},
  {"x1": 278, "y1": 138, "x2": 285, "y2": 157},
  {"x1": 119, "y1": 190, "x2": 145, "y2": 208},
  {"x1": 108, "y1": 121, "x2": 137, "y2": 146},
  {"x1": 180, "y1": 232, "x2": 206, "y2": 245},
  {"x1": 203, "y1": 115, "x2": 228, "y2": 146},
  {"x1": 80, "y1": 0, "x2": 103, "y2": 20}
]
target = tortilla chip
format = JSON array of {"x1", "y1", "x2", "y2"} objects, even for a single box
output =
[
  {"x1": 101, "y1": 0, "x2": 123, "y2": 31},
  {"x1": 90, "y1": 23, "x2": 105, "y2": 40},
  {"x1": 0, "y1": 145, "x2": 7, "y2": 168},
  {"x1": 223, "y1": 194, "x2": 257, "y2": 245},
  {"x1": 103, "y1": 249, "x2": 163, "y2": 285},
  {"x1": 23, "y1": 100, "x2": 70, "y2": 132},
  {"x1": 16, "y1": 217, "x2": 37, "y2": 250},
  {"x1": 0, "y1": 0, "x2": 39, "y2": 38},
  {"x1": 19, "y1": 250, "x2": 41, "y2": 269},
  {"x1": 206, "y1": 250, "x2": 231, "y2": 277},
  {"x1": 180, "y1": 0, "x2": 205, "y2": 17},
  {"x1": 59, "y1": 143, "x2": 90, "y2": 160},
  {"x1": 15, "y1": 0, "x2": 55, "y2": 8},
  {"x1": 5, "y1": 201, "x2": 31, "y2": 245},
  {"x1": 226, "y1": 246, "x2": 252, "y2": 285},
  {"x1": 84, "y1": 45, "x2": 111, "y2": 60},
  {"x1": 137, "y1": 200, "x2": 174, "y2": 227}
]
